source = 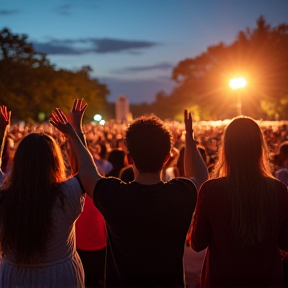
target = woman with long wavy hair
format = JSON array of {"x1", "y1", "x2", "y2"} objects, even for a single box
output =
[
  {"x1": 0, "y1": 100, "x2": 87, "y2": 288},
  {"x1": 190, "y1": 116, "x2": 288, "y2": 288}
]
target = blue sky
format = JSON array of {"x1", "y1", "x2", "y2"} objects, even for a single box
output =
[{"x1": 1, "y1": 0, "x2": 288, "y2": 104}]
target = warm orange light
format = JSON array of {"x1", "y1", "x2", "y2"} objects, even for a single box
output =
[{"x1": 229, "y1": 77, "x2": 247, "y2": 90}]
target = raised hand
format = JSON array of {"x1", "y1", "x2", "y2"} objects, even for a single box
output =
[
  {"x1": 184, "y1": 109, "x2": 208, "y2": 189},
  {"x1": 184, "y1": 109, "x2": 194, "y2": 139},
  {"x1": 69, "y1": 99, "x2": 87, "y2": 132},
  {"x1": 50, "y1": 108, "x2": 75, "y2": 136},
  {"x1": 0, "y1": 105, "x2": 11, "y2": 133}
]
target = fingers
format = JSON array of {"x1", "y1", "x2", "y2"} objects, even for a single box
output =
[
  {"x1": 72, "y1": 99, "x2": 78, "y2": 112},
  {"x1": 75, "y1": 99, "x2": 82, "y2": 111},
  {"x1": 50, "y1": 108, "x2": 68, "y2": 124},
  {"x1": 72, "y1": 98, "x2": 87, "y2": 112},
  {"x1": 184, "y1": 110, "x2": 192, "y2": 122},
  {"x1": 49, "y1": 110, "x2": 67, "y2": 131},
  {"x1": 49, "y1": 119, "x2": 57, "y2": 128},
  {"x1": 184, "y1": 109, "x2": 188, "y2": 121},
  {"x1": 56, "y1": 108, "x2": 68, "y2": 123},
  {"x1": 81, "y1": 103, "x2": 88, "y2": 112},
  {"x1": 50, "y1": 112, "x2": 60, "y2": 124},
  {"x1": 184, "y1": 110, "x2": 192, "y2": 120},
  {"x1": 0, "y1": 105, "x2": 10, "y2": 123}
]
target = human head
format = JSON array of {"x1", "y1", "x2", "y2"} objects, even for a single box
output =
[
  {"x1": 96, "y1": 142, "x2": 108, "y2": 160},
  {"x1": 273, "y1": 141, "x2": 288, "y2": 167},
  {"x1": 9, "y1": 133, "x2": 66, "y2": 185},
  {"x1": 108, "y1": 149, "x2": 126, "y2": 170},
  {"x1": 125, "y1": 115, "x2": 172, "y2": 173},
  {"x1": 216, "y1": 116, "x2": 271, "y2": 177}
]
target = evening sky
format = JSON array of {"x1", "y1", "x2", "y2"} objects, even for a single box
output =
[{"x1": 1, "y1": 0, "x2": 288, "y2": 103}]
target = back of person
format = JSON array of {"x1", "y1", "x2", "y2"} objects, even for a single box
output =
[
  {"x1": 3, "y1": 177, "x2": 85, "y2": 262},
  {"x1": 190, "y1": 116, "x2": 288, "y2": 288},
  {"x1": 92, "y1": 112, "x2": 206, "y2": 287},
  {"x1": 94, "y1": 177, "x2": 197, "y2": 287},
  {"x1": 106, "y1": 149, "x2": 126, "y2": 178},
  {"x1": 0, "y1": 130, "x2": 85, "y2": 288},
  {"x1": 50, "y1": 104, "x2": 208, "y2": 288},
  {"x1": 193, "y1": 177, "x2": 288, "y2": 288}
]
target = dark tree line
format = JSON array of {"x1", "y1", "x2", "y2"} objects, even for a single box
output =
[
  {"x1": 1, "y1": 16, "x2": 288, "y2": 122},
  {"x1": 0, "y1": 28, "x2": 110, "y2": 123},
  {"x1": 131, "y1": 16, "x2": 288, "y2": 120}
]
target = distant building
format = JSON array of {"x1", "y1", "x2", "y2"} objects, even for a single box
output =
[{"x1": 115, "y1": 94, "x2": 132, "y2": 123}]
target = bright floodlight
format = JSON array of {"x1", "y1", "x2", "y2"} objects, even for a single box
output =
[
  {"x1": 93, "y1": 114, "x2": 102, "y2": 121},
  {"x1": 229, "y1": 77, "x2": 247, "y2": 90},
  {"x1": 99, "y1": 119, "x2": 105, "y2": 125},
  {"x1": 229, "y1": 77, "x2": 247, "y2": 89}
]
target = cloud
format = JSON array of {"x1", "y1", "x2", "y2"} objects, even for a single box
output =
[
  {"x1": 89, "y1": 38, "x2": 156, "y2": 53},
  {"x1": 32, "y1": 38, "x2": 159, "y2": 55},
  {"x1": 32, "y1": 42, "x2": 82, "y2": 55},
  {"x1": 114, "y1": 62, "x2": 175, "y2": 73},
  {"x1": 54, "y1": 4, "x2": 73, "y2": 15},
  {"x1": 0, "y1": 9, "x2": 19, "y2": 16}
]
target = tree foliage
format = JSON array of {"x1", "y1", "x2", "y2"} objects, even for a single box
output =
[
  {"x1": 133, "y1": 16, "x2": 288, "y2": 120},
  {"x1": 0, "y1": 28, "x2": 109, "y2": 123}
]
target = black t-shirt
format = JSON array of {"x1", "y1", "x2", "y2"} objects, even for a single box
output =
[{"x1": 94, "y1": 177, "x2": 197, "y2": 288}]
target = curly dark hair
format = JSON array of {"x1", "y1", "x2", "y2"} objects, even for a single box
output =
[{"x1": 125, "y1": 115, "x2": 173, "y2": 173}]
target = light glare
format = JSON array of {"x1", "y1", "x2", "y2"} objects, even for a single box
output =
[
  {"x1": 93, "y1": 114, "x2": 102, "y2": 121},
  {"x1": 229, "y1": 77, "x2": 247, "y2": 90}
]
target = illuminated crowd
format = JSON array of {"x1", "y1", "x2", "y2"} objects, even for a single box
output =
[{"x1": 3, "y1": 118, "x2": 288, "y2": 176}]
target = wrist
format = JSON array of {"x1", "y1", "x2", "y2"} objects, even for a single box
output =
[{"x1": 186, "y1": 135, "x2": 197, "y2": 144}]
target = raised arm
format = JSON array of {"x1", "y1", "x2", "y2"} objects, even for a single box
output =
[
  {"x1": 184, "y1": 110, "x2": 209, "y2": 190},
  {"x1": 50, "y1": 108, "x2": 101, "y2": 198},
  {"x1": 68, "y1": 99, "x2": 88, "y2": 173},
  {"x1": 69, "y1": 98, "x2": 88, "y2": 146},
  {"x1": 0, "y1": 106, "x2": 11, "y2": 169}
]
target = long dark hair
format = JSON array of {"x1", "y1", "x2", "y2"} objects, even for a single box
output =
[
  {"x1": 213, "y1": 116, "x2": 276, "y2": 246},
  {"x1": 0, "y1": 133, "x2": 66, "y2": 263}
]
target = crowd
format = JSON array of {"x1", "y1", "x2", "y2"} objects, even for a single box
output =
[{"x1": 0, "y1": 99, "x2": 288, "y2": 288}]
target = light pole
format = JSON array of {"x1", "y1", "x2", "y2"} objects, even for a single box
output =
[{"x1": 229, "y1": 77, "x2": 247, "y2": 116}]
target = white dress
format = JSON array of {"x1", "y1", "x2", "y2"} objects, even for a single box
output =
[{"x1": 0, "y1": 177, "x2": 85, "y2": 288}]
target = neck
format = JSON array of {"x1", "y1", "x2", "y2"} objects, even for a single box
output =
[{"x1": 133, "y1": 166, "x2": 162, "y2": 185}]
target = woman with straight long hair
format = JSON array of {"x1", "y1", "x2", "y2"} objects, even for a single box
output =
[
  {"x1": 190, "y1": 116, "x2": 288, "y2": 288},
  {"x1": 0, "y1": 101, "x2": 87, "y2": 288}
]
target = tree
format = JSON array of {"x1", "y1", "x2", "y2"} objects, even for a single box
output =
[
  {"x1": 152, "y1": 16, "x2": 288, "y2": 120},
  {"x1": 0, "y1": 28, "x2": 109, "y2": 122}
]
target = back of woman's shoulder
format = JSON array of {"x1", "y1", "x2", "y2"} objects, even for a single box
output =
[
  {"x1": 267, "y1": 178, "x2": 288, "y2": 203},
  {"x1": 198, "y1": 178, "x2": 229, "y2": 199},
  {"x1": 271, "y1": 177, "x2": 288, "y2": 191}
]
